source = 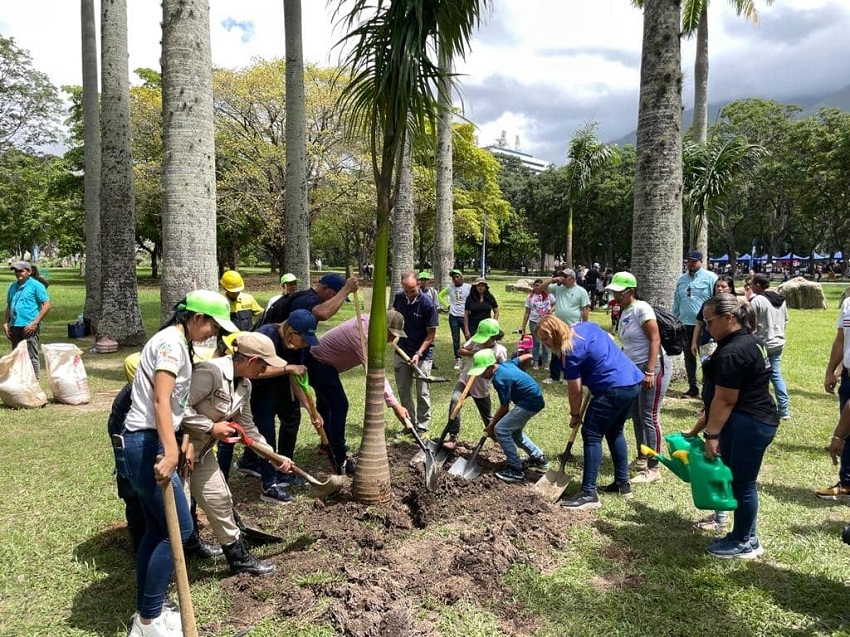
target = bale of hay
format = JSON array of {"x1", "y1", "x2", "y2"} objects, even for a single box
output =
[{"x1": 776, "y1": 277, "x2": 827, "y2": 310}]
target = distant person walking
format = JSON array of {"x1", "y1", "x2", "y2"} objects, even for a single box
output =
[{"x1": 749, "y1": 274, "x2": 791, "y2": 420}]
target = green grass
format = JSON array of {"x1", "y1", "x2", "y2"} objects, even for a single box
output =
[{"x1": 2, "y1": 269, "x2": 850, "y2": 636}]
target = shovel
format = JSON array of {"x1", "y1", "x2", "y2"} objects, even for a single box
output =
[
  {"x1": 411, "y1": 376, "x2": 476, "y2": 468},
  {"x1": 392, "y1": 343, "x2": 449, "y2": 383},
  {"x1": 226, "y1": 423, "x2": 345, "y2": 499},
  {"x1": 404, "y1": 418, "x2": 439, "y2": 490},
  {"x1": 162, "y1": 476, "x2": 199, "y2": 637},
  {"x1": 232, "y1": 508, "x2": 282, "y2": 544},
  {"x1": 534, "y1": 389, "x2": 591, "y2": 502},
  {"x1": 448, "y1": 433, "x2": 489, "y2": 480}
]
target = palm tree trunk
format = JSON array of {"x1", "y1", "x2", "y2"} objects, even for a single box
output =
[
  {"x1": 81, "y1": 0, "x2": 101, "y2": 329},
  {"x1": 566, "y1": 205, "x2": 574, "y2": 269},
  {"x1": 693, "y1": 3, "x2": 709, "y2": 255},
  {"x1": 631, "y1": 0, "x2": 683, "y2": 308},
  {"x1": 433, "y1": 44, "x2": 454, "y2": 292},
  {"x1": 98, "y1": 0, "x2": 145, "y2": 344},
  {"x1": 390, "y1": 139, "x2": 414, "y2": 295},
  {"x1": 283, "y1": 0, "x2": 310, "y2": 285},
  {"x1": 161, "y1": 0, "x2": 218, "y2": 316}
]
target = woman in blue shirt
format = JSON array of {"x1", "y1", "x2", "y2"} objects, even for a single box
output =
[{"x1": 537, "y1": 315, "x2": 643, "y2": 511}]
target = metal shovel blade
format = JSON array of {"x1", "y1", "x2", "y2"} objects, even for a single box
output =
[
  {"x1": 448, "y1": 435, "x2": 486, "y2": 480},
  {"x1": 533, "y1": 467, "x2": 571, "y2": 502}
]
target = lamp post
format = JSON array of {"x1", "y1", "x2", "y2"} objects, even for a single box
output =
[{"x1": 480, "y1": 210, "x2": 487, "y2": 279}]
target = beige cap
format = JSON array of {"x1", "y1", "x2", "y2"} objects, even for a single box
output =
[
  {"x1": 233, "y1": 332, "x2": 287, "y2": 367},
  {"x1": 386, "y1": 309, "x2": 407, "y2": 338}
]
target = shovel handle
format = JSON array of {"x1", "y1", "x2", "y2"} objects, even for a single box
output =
[
  {"x1": 162, "y1": 478, "x2": 199, "y2": 637},
  {"x1": 392, "y1": 342, "x2": 425, "y2": 374},
  {"x1": 449, "y1": 375, "x2": 476, "y2": 420},
  {"x1": 347, "y1": 265, "x2": 368, "y2": 368}
]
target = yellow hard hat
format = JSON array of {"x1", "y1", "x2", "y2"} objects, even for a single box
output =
[{"x1": 219, "y1": 270, "x2": 244, "y2": 292}]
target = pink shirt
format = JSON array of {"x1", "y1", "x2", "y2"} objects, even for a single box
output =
[{"x1": 310, "y1": 315, "x2": 397, "y2": 407}]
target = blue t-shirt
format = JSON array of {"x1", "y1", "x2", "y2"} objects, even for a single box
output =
[
  {"x1": 493, "y1": 358, "x2": 545, "y2": 413},
  {"x1": 6, "y1": 278, "x2": 49, "y2": 326},
  {"x1": 561, "y1": 322, "x2": 643, "y2": 394},
  {"x1": 288, "y1": 289, "x2": 321, "y2": 315},
  {"x1": 392, "y1": 291, "x2": 439, "y2": 360}
]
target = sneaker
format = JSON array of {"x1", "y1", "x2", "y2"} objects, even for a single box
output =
[
  {"x1": 629, "y1": 457, "x2": 648, "y2": 471},
  {"x1": 523, "y1": 454, "x2": 549, "y2": 471},
  {"x1": 260, "y1": 484, "x2": 293, "y2": 505},
  {"x1": 681, "y1": 388, "x2": 700, "y2": 398},
  {"x1": 542, "y1": 378, "x2": 556, "y2": 385},
  {"x1": 128, "y1": 613, "x2": 176, "y2": 637},
  {"x1": 276, "y1": 472, "x2": 306, "y2": 488},
  {"x1": 560, "y1": 491, "x2": 601, "y2": 511},
  {"x1": 235, "y1": 457, "x2": 261, "y2": 479},
  {"x1": 601, "y1": 482, "x2": 633, "y2": 498},
  {"x1": 454, "y1": 358, "x2": 462, "y2": 370},
  {"x1": 532, "y1": 364, "x2": 539, "y2": 371},
  {"x1": 748, "y1": 536, "x2": 765, "y2": 558},
  {"x1": 778, "y1": 411, "x2": 791, "y2": 420},
  {"x1": 442, "y1": 434, "x2": 458, "y2": 451},
  {"x1": 341, "y1": 457, "x2": 357, "y2": 476},
  {"x1": 495, "y1": 466, "x2": 525, "y2": 483},
  {"x1": 815, "y1": 483, "x2": 850, "y2": 500},
  {"x1": 693, "y1": 513, "x2": 728, "y2": 532},
  {"x1": 706, "y1": 535, "x2": 758, "y2": 559},
  {"x1": 630, "y1": 468, "x2": 662, "y2": 484}
]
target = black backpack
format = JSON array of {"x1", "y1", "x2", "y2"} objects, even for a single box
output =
[
  {"x1": 252, "y1": 289, "x2": 314, "y2": 330},
  {"x1": 651, "y1": 305, "x2": 687, "y2": 356}
]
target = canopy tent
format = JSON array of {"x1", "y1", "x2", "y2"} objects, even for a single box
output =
[
  {"x1": 775, "y1": 252, "x2": 807, "y2": 262},
  {"x1": 737, "y1": 253, "x2": 769, "y2": 262},
  {"x1": 812, "y1": 251, "x2": 843, "y2": 260},
  {"x1": 709, "y1": 254, "x2": 729, "y2": 262}
]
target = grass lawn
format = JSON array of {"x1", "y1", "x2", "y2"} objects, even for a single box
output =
[{"x1": 1, "y1": 269, "x2": 850, "y2": 636}]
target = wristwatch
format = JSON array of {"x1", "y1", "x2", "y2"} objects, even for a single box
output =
[{"x1": 703, "y1": 432, "x2": 720, "y2": 440}]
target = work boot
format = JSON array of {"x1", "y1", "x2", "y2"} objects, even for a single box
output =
[
  {"x1": 184, "y1": 530, "x2": 223, "y2": 559},
  {"x1": 223, "y1": 536, "x2": 276, "y2": 576}
]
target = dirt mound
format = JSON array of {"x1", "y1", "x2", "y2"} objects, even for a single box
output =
[{"x1": 217, "y1": 440, "x2": 591, "y2": 636}]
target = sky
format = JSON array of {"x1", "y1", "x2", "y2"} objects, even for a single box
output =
[{"x1": 2, "y1": 0, "x2": 849, "y2": 166}]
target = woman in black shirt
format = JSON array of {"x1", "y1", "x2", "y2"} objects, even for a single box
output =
[{"x1": 464, "y1": 278, "x2": 499, "y2": 337}]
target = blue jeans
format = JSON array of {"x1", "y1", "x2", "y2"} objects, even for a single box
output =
[
  {"x1": 114, "y1": 429, "x2": 192, "y2": 619},
  {"x1": 838, "y1": 370, "x2": 850, "y2": 486},
  {"x1": 529, "y1": 320, "x2": 549, "y2": 367},
  {"x1": 306, "y1": 354, "x2": 349, "y2": 463},
  {"x1": 767, "y1": 349, "x2": 789, "y2": 416},
  {"x1": 494, "y1": 406, "x2": 543, "y2": 471},
  {"x1": 719, "y1": 410, "x2": 777, "y2": 543},
  {"x1": 580, "y1": 383, "x2": 641, "y2": 493},
  {"x1": 449, "y1": 314, "x2": 465, "y2": 359}
]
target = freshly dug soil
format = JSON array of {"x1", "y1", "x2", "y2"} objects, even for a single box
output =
[{"x1": 211, "y1": 438, "x2": 592, "y2": 636}]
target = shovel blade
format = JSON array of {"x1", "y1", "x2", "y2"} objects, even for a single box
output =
[
  {"x1": 447, "y1": 456, "x2": 469, "y2": 477},
  {"x1": 533, "y1": 468, "x2": 571, "y2": 502},
  {"x1": 409, "y1": 448, "x2": 426, "y2": 466},
  {"x1": 447, "y1": 456, "x2": 482, "y2": 480},
  {"x1": 424, "y1": 457, "x2": 439, "y2": 490}
]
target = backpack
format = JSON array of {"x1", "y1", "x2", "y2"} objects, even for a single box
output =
[
  {"x1": 252, "y1": 289, "x2": 314, "y2": 330},
  {"x1": 651, "y1": 305, "x2": 687, "y2": 356}
]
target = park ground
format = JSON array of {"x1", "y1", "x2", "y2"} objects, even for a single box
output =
[{"x1": 1, "y1": 269, "x2": 850, "y2": 637}]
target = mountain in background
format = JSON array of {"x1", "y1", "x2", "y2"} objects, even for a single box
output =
[{"x1": 610, "y1": 83, "x2": 850, "y2": 147}]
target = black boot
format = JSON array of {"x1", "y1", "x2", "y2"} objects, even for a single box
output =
[
  {"x1": 184, "y1": 531, "x2": 223, "y2": 559},
  {"x1": 224, "y1": 536, "x2": 275, "y2": 575}
]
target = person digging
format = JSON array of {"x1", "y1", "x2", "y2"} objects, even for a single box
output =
[{"x1": 467, "y1": 348, "x2": 548, "y2": 483}]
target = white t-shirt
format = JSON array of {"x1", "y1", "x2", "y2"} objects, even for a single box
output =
[
  {"x1": 525, "y1": 292, "x2": 556, "y2": 323},
  {"x1": 459, "y1": 339, "x2": 508, "y2": 398},
  {"x1": 837, "y1": 297, "x2": 850, "y2": 368},
  {"x1": 124, "y1": 326, "x2": 193, "y2": 432},
  {"x1": 445, "y1": 282, "x2": 471, "y2": 317},
  {"x1": 618, "y1": 300, "x2": 656, "y2": 367}
]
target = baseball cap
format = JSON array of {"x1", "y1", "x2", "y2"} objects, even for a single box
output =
[
  {"x1": 318, "y1": 273, "x2": 346, "y2": 292},
  {"x1": 475, "y1": 277, "x2": 488, "y2": 285},
  {"x1": 287, "y1": 309, "x2": 319, "y2": 346},
  {"x1": 233, "y1": 332, "x2": 288, "y2": 367},
  {"x1": 280, "y1": 273, "x2": 299, "y2": 284},
  {"x1": 685, "y1": 250, "x2": 703, "y2": 261},
  {"x1": 180, "y1": 290, "x2": 239, "y2": 333},
  {"x1": 468, "y1": 349, "x2": 497, "y2": 377},
  {"x1": 386, "y1": 309, "x2": 407, "y2": 338},
  {"x1": 605, "y1": 271, "x2": 637, "y2": 292},
  {"x1": 471, "y1": 318, "x2": 501, "y2": 344},
  {"x1": 561, "y1": 268, "x2": 576, "y2": 278},
  {"x1": 10, "y1": 261, "x2": 32, "y2": 271},
  {"x1": 450, "y1": 269, "x2": 462, "y2": 277},
  {"x1": 417, "y1": 271, "x2": 432, "y2": 280}
]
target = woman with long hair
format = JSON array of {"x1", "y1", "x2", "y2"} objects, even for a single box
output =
[{"x1": 464, "y1": 277, "x2": 499, "y2": 338}]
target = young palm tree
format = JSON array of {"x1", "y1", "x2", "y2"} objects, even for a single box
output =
[
  {"x1": 630, "y1": 0, "x2": 684, "y2": 308},
  {"x1": 336, "y1": 0, "x2": 490, "y2": 503},
  {"x1": 81, "y1": 0, "x2": 101, "y2": 327}
]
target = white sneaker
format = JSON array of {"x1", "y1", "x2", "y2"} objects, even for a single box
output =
[
  {"x1": 128, "y1": 612, "x2": 182, "y2": 636},
  {"x1": 630, "y1": 468, "x2": 662, "y2": 484},
  {"x1": 454, "y1": 358, "x2": 461, "y2": 370},
  {"x1": 542, "y1": 378, "x2": 555, "y2": 384}
]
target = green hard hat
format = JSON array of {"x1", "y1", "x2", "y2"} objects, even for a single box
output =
[{"x1": 180, "y1": 290, "x2": 238, "y2": 333}]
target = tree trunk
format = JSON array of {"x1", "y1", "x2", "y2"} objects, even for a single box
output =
[
  {"x1": 283, "y1": 0, "x2": 310, "y2": 285},
  {"x1": 693, "y1": 4, "x2": 709, "y2": 256},
  {"x1": 160, "y1": 0, "x2": 218, "y2": 318},
  {"x1": 390, "y1": 139, "x2": 414, "y2": 295},
  {"x1": 151, "y1": 245, "x2": 159, "y2": 279},
  {"x1": 81, "y1": 0, "x2": 102, "y2": 328},
  {"x1": 631, "y1": 0, "x2": 683, "y2": 308},
  {"x1": 98, "y1": 0, "x2": 145, "y2": 344},
  {"x1": 565, "y1": 205, "x2": 574, "y2": 269},
  {"x1": 433, "y1": 44, "x2": 454, "y2": 292}
]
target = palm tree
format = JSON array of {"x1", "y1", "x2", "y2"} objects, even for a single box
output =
[
  {"x1": 336, "y1": 0, "x2": 490, "y2": 504},
  {"x1": 564, "y1": 121, "x2": 617, "y2": 268},
  {"x1": 81, "y1": 0, "x2": 101, "y2": 328},
  {"x1": 630, "y1": 0, "x2": 684, "y2": 308},
  {"x1": 433, "y1": 43, "x2": 454, "y2": 291},
  {"x1": 283, "y1": 0, "x2": 310, "y2": 284},
  {"x1": 160, "y1": 0, "x2": 218, "y2": 316},
  {"x1": 390, "y1": 139, "x2": 414, "y2": 294},
  {"x1": 98, "y1": 0, "x2": 145, "y2": 344}
]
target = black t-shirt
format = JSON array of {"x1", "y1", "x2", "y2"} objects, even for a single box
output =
[
  {"x1": 465, "y1": 292, "x2": 498, "y2": 335},
  {"x1": 701, "y1": 328, "x2": 779, "y2": 426},
  {"x1": 584, "y1": 268, "x2": 599, "y2": 288}
]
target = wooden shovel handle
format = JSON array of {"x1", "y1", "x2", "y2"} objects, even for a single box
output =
[
  {"x1": 347, "y1": 265, "x2": 368, "y2": 367},
  {"x1": 162, "y1": 479, "x2": 198, "y2": 637},
  {"x1": 449, "y1": 375, "x2": 476, "y2": 420}
]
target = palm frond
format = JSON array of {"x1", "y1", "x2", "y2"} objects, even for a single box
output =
[{"x1": 682, "y1": 0, "x2": 707, "y2": 33}]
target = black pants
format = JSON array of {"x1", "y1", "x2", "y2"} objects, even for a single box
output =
[{"x1": 683, "y1": 324, "x2": 698, "y2": 391}]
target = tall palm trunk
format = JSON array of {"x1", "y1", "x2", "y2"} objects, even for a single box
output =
[
  {"x1": 565, "y1": 205, "x2": 575, "y2": 269},
  {"x1": 390, "y1": 139, "x2": 414, "y2": 295},
  {"x1": 693, "y1": 3, "x2": 709, "y2": 255},
  {"x1": 433, "y1": 44, "x2": 454, "y2": 292},
  {"x1": 81, "y1": 0, "x2": 101, "y2": 327},
  {"x1": 98, "y1": 0, "x2": 145, "y2": 344},
  {"x1": 161, "y1": 0, "x2": 218, "y2": 317},
  {"x1": 631, "y1": 0, "x2": 683, "y2": 307},
  {"x1": 283, "y1": 0, "x2": 310, "y2": 285}
]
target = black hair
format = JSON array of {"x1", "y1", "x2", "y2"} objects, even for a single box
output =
[
  {"x1": 160, "y1": 296, "x2": 203, "y2": 366},
  {"x1": 704, "y1": 293, "x2": 756, "y2": 331},
  {"x1": 714, "y1": 275, "x2": 737, "y2": 295},
  {"x1": 30, "y1": 265, "x2": 50, "y2": 288}
]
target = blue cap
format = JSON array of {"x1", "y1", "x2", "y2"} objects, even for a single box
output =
[
  {"x1": 287, "y1": 309, "x2": 319, "y2": 346},
  {"x1": 319, "y1": 273, "x2": 346, "y2": 292},
  {"x1": 685, "y1": 250, "x2": 703, "y2": 261}
]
